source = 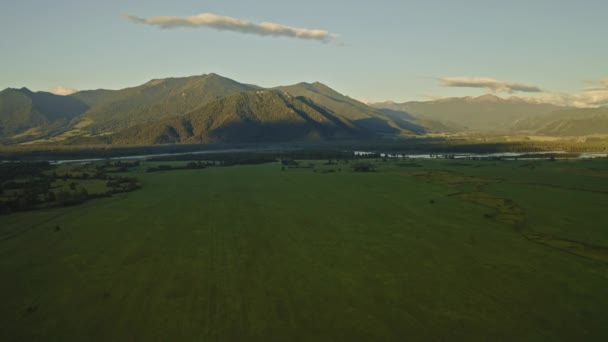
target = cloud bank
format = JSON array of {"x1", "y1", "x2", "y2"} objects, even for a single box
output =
[
  {"x1": 48, "y1": 86, "x2": 77, "y2": 96},
  {"x1": 125, "y1": 12, "x2": 336, "y2": 42},
  {"x1": 584, "y1": 78, "x2": 608, "y2": 91},
  {"x1": 534, "y1": 90, "x2": 608, "y2": 108},
  {"x1": 437, "y1": 76, "x2": 608, "y2": 107},
  {"x1": 439, "y1": 77, "x2": 542, "y2": 93},
  {"x1": 528, "y1": 78, "x2": 608, "y2": 108}
]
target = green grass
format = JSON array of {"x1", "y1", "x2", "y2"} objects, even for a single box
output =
[
  {"x1": 1, "y1": 159, "x2": 607, "y2": 340},
  {"x1": 51, "y1": 179, "x2": 109, "y2": 195}
]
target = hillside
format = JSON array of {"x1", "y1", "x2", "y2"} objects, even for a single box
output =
[
  {"x1": 112, "y1": 90, "x2": 370, "y2": 145},
  {"x1": 0, "y1": 88, "x2": 88, "y2": 140},
  {"x1": 372, "y1": 95, "x2": 565, "y2": 131},
  {"x1": 275, "y1": 82, "x2": 419, "y2": 134},
  {"x1": 1, "y1": 74, "x2": 426, "y2": 145},
  {"x1": 514, "y1": 107, "x2": 608, "y2": 136},
  {"x1": 70, "y1": 73, "x2": 259, "y2": 133},
  {"x1": 9, "y1": 75, "x2": 592, "y2": 146}
]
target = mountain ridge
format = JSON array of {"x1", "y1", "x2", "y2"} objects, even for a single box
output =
[
  {"x1": 371, "y1": 95, "x2": 567, "y2": 131},
  {"x1": 111, "y1": 90, "x2": 372, "y2": 145},
  {"x1": 0, "y1": 88, "x2": 89, "y2": 139},
  {"x1": 1, "y1": 74, "x2": 422, "y2": 145},
  {"x1": 3, "y1": 75, "x2": 606, "y2": 146}
]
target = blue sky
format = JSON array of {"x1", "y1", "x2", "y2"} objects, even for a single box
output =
[{"x1": 1, "y1": 0, "x2": 607, "y2": 104}]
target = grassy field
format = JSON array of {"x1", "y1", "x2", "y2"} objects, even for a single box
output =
[{"x1": 1, "y1": 158, "x2": 607, "y2": 340}]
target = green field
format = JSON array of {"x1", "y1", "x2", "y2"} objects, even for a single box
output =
[{"x1": 1, "y1": 158, "x2": 607, "y2": 340}]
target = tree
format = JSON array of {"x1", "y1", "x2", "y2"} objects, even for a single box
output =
[{"x1": 353, "y1": 163, "x2": 376, "y2": 172}]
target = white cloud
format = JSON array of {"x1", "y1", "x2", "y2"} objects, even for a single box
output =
[
  {"x1": 125, "y1": 12, "x2": 336, "y2": 42},
  {"x1": 583, "y1": 78, "x2": 608, "y2": 91},
  {"x1": 435, "y1": 76, "x2": 608, "y2": 107},
  {"x1": 439, "y1": 77, "x2": 542, "y2": 93},
  {"x1": 532, "y1": 90, "x2": 608, "y2": 108},
  {"x1": 48, "y1": 86, "x2": 77, "y2": 96},
  {"x1": 525, "y1": 78, "x2": 608, "y2": 108}
]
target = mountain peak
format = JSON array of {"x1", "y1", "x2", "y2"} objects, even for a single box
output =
[
  {"x1": 144, "y1": 79, "x2": 166, "y2": 86},
  {"x1": 474, "y1": 94, "x2": 502, "y2": 102},
  {"x1": 143, "y1": 73, "x2": 235, "y2": 87},
  {"x1": 0, "y1": 87, "x2": 34, "y2": 96},
  {"x1": 507, "y1": 96, "x2": 525, "y2": 102},
  {"x1": 204, "y1": 73, "x2": 227, "y2": 79},
  {"x1": 292, "y1": 81, "x2": 329, "y2": 89},
  {"x1": 3, "y1": 86, "x2": 31, "y2": 92},
  {"x1": 294, "y1": 81, "x2": 313, "y2": 87}
]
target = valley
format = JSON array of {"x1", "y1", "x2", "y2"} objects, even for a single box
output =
[
  {"x1": 3, "y1": 2, "x2": 608, "y2": 341},
  {"x1": 1, "y1": 155, "x2": 607, "y2": 340}
]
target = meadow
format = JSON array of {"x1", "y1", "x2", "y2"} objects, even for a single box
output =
[{"x1": 1, "y1": 157, "x2": 607, "y2": 340}]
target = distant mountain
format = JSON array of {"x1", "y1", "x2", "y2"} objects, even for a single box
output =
[
  {"x1": 0, "y1": 88, "x2": 88, "y2": 139},
  {"x1": 112, "y1": 90, "x2": 369, "y2": 144},
  {"x1": 371, "y1": 95, "x2": 565, "y2": 131},
  {"x1": 514, "y1": 107, "x2": 608, "y2": 136},
  {"x1": 371, "y1": 107, "x2": 458, "y2": 133}
]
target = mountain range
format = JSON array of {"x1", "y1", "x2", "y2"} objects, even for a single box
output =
[
  {"x1": 371, "y1": 95, "x2": 608, "y2": 136},
  {"x1": 1, "y1": 74, "x2": 607, "y2": 146},
  {"x1": 371, "y1": 95, "x2": 565, "y2": 131}
]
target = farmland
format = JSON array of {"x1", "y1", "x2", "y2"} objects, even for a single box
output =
[{"x1": 1, "y1": 157, "x2": 607, "y2": 340}]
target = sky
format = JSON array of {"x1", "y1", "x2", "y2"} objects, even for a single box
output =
[{"x1": 1, "y1": 0, "x2": 607, "y2": 105}]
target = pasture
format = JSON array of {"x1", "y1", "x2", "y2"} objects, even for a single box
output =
[{"x1": 1, "y1": 158, "x2": 607, "y2": 340}]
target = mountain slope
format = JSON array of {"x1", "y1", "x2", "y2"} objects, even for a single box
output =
[
  {"x1": 514, "y1": 107, "x2": 608, "y2": 136},
  {"x1": 275, "y1": 82, "x2": 419, "y2": 134},
  {"x1": 69, "y1": 73, "x2": 259, "y2": 133},
  {"x1": 0, "y1": 88, "x2": 88, "y2": 139},
  {"x1": 372, "y1": 95, "x2": 565, "y2": 131},
  {"x1": 112, "y1": 90, "x2": 370, "y2": 145},
  {"x1": 373, "y1": 108, "x2": 458, "y2": 133},
  {"x1": 1, "y1": 74, "x2": 435, "y2": 145}
]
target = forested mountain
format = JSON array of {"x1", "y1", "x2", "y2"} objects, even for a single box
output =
[
  {"x1": 1, "y1": 74, "x2": 424, "y2": 145},
  {"x1": 274, "y1": 82, "x2": 424, "y2": 134},
  {"x1": 0, "y1": 88, "x2": 88, "y2": 139},
  {"x1": 111, "y1": 90, "x2": 371, "y2": 144},
  {"x1": 2, "y1": 74, "x2": 606, "y2": 146},
  {"x1": 69, "y1": 73, "x2": 260, "y2": 133}
]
